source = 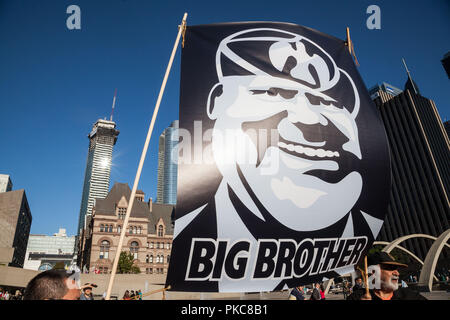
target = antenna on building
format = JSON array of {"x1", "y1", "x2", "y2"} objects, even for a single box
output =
[
  {"x1": 110, "y1": 88, "x2": 117, "y2": 121},
  {"x1": 402, "y1": 58, "x2": 418, "y2": 94}
]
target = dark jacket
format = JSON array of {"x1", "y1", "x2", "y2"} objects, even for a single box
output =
[
  {"x1": 347, "y1": 288, "x2": 427, "y2": 300},
  {"x1": 311, "y1": 288, "x2": 321, "y2": 300},
  {"x1": 290, "y1": 287, "x2": 305, "y2": 300}
]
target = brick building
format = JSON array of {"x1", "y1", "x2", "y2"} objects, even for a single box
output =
[{"x1": 79, "y1": 183, "x2": 174, "y2": 274}]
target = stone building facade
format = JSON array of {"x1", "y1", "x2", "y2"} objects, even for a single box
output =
[{"x1": 79, "y1": 183, "x2": 174, "y2": 274}]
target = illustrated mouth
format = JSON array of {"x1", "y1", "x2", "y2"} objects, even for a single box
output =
[
  {"x1": 277, "y1": 139, "x2": 340, "y2": 159},
  {"x1": 242, "y1": 111, "x2": 348, "y2": 166}
]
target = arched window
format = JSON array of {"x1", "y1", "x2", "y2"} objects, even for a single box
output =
[
  {"x1": 133, "y1": 226, "x2": 137, "y2": 234},
  {"x1": 100, "y1": 224, "x2": 104, "y2": 232},
  {"x1": 117, "y1": 225, "x2": 121, "y2": 233},
  {"x1": 100, "y1": 240, "x2": 110, "y2": 259},
  {"x1": 138, "y1": 226, "x2": 142, "y2": 234},
  {"x1": 129, "y1": 226, "x2": 133, "y2": 234},
  {"x1": 130, "y1": 241, "x2": 139, "y2": 260},
  {"x1": 146, "y1": 255, "x2": 149, "y2": 263},
  {"x1": 149, "y1": 255, "x2": 153, "y2": 263},
  {"x1": 108, "y1": 225, "x2": 113, "y2": 233},
  {"x1": 158, "y1": 225, "x2": 164, "y2": 237}
]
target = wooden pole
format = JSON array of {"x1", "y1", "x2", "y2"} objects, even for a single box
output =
[
  {"x1": 105, "y1": 12, "x2": 188, "y2": 300},
  {"x1": 346, "y1": 27, "x2": 351, "y2": 54},
  {"x1": 364, "y1": 256, "x2": 370, "y2": 295}
]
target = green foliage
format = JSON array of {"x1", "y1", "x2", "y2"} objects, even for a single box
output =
[{"x1": 117, "y1": 251, "x2": 141, "y2": 274}]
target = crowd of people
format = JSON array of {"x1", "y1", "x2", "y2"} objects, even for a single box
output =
[
  {"x1": 0, "y1": 288, "x2": 23, "y2": 300},
  {"x1": 122, "y1": 289, "x2": 143, "y2": 300}
]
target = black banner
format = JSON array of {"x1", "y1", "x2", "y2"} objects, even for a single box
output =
[{"x1": 166, "y1": 22, "x2": 391, "y2": 292}]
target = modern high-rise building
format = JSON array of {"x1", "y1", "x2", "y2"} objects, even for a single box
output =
[
  {"x1": 370, "y1": 72, "x2": 450, "y2": 261},
  {"x1": 156, "y1": 120, "x2": 179, "y2": 205},
  {"x1": 0, "y1": 174, "x2": 13, "y2": 193},
  {"x1": 77, "y1": 119, "x2": 119, "y2": 235}
]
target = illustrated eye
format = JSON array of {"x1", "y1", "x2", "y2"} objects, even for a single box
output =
[
  {"x1": 250, "y1": 88, "x2": 297, "y2": 100},
  {"x1": 304, "y1": 92, "x2": 343, "y2": 109}
]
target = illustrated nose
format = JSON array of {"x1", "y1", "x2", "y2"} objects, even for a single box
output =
[{"x1": 286, "y1": 95, "x2": 324, "y2": 125}]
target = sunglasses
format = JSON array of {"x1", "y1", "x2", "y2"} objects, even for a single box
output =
[{"x1": 380, "y1": 264, "x2": 400, "y2": 271}]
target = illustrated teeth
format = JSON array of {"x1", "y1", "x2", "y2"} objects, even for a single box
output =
[
  {"x1": 304, "y1": 147, "x2": 315, "y2": 156},
  {"x1": 278, "y1": 141, "x2": 340, "y2": 158},
  {"x1": 316, "y1": 149, "x2": 326, "y2": 157},
  {"x1": 294, "y1": 145, "x2": 303, "y2": 153}
]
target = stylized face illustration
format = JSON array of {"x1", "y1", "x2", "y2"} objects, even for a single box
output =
[{"x1": 208, "y1": 29, "x2": 363, "y2": 231}]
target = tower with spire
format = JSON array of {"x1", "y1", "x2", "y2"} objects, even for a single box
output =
[{"x1": 368, "y1": 60, "x2": 450, "y2": 261}]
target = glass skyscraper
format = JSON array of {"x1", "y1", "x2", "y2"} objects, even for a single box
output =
[
  {"x1": 156, "y1": 120, "x2": 178, "y2": 205},
  {"x1": 77, "y1": 119, "x2": 119, "y2": 235}
]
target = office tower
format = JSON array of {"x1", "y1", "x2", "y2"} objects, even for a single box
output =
[
  {"x1": 156, "y1": 120, "x2": 179, "y2": 205},
  {"x1": 77, "y1": 119, "x2": 119, "y2": 235},
  {"x1": 0, "y1": 189, "x2": 32, "y2": 267},
  {"x1": 0, "y1": 174, "x2": 13, "y2": 193},
  {"x1": 369, "y1": 71, "x2": 450, "y2": 260},
  {"x1": 441, "y1": 52, "x2": 450, "y2": 79}
]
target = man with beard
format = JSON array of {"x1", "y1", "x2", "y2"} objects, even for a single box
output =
[{"x1": 347, "y1": 252, "x2": 426, "y2": 300}]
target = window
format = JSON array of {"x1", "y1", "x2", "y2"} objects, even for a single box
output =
[
  {"x1": 133, "y1": 226, "x2": 137, "y2": 234},
  {"x1": 100, "y1": 240, "x2": 110, "y2": 259},
  {"x1": 150, "y1": 242, "x2": 154, "y2": 249},
  {"x1": 100, "y1": 224, "x2": 104, "y2": 232},
  {"x1": 118, "y1": 207, "x2": 126, "y2": 220},
  {"x1": 117, "y1": 225, "x2": 121, "y2": 233},
  {"x1": 129, "y1": 226, "x2": 133, "y2": 234},
  {"x1": 130, "y1": 241, "x2": 139, "y2": 260},
  {"x1": 108, "y1": 225, "x2": 113, "y2": 233},
  {"x1": 166, "y1": 243, "x2": 170, "y2": 250},
  {"x1": 167, "y1": 255, "x2": 170, "y2": 263},
  {"x1": 158, "y1": 225, "x2": 164, "y2": 237},
  {"x1": 146, "y1": 255, "x2": 149, "y2": 263},
  {"x1": 138, "y1": 226, "x2": 142, "y2": 234},
  {"x1": 103, "y1": 267, "x2": 108, "y2": 274},
  {"x1": 149, "y1": 255, "x2": 153, "y2": 263}
]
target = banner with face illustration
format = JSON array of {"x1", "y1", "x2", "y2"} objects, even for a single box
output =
[{"x1": 166, "y1": 22, "x2": 391, "y2": 292}]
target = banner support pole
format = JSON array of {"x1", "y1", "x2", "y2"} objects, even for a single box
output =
[{"x1": 104, "y1": 12, "x2": 188, "y2": 300}]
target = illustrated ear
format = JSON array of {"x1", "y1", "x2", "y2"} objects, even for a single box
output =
[{"x1": 206, "y1": 83, "x2": 223, "y2": 120}]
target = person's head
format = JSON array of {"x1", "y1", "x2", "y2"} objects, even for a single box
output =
[
  {"x1": 379, "y1": 264, "x2": 401, "y2": 292},
  {"x1": 24, "y1": 269, "x2": 80, "y2": 300},
  {"x1": 368, "y1": 252, "x2": 407, "y2": 293},
  {"x1": 355, "y1": 277, "x2": 363, "y2": 286},
  {"x1": 320, "y1": 284, "x2": 325, "y2": 291},
  {"x1": 315, "y1": 283, "x2": 320, "y2": 289},
  {"x1": 208, "y1": 28, "x2": 363, "y2": 231}
]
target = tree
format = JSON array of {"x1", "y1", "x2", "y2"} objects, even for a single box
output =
[{"x1": 117, "y1": 251, "x2": 141, "y2": 274}]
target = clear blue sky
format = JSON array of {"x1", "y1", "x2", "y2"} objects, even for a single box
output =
[{"x1": 0, "y1": 0, "x2": 449, "y2": 236}]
